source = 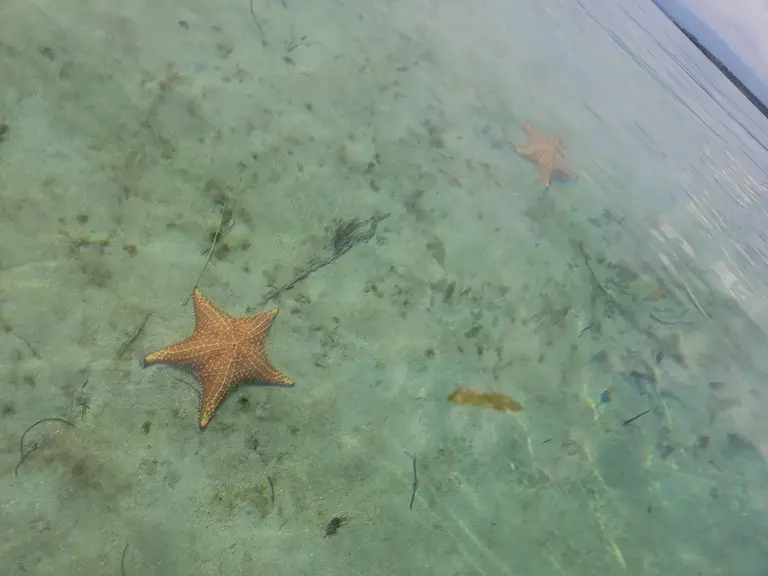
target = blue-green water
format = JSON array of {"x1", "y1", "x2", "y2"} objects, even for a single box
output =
[{"x1": 1, "y1": 0, "x2": 767, "y2": 574}]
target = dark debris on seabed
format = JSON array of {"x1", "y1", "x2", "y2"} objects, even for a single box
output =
[{"x1": 323, "y1": 514, "x2": 348, "y2": 538}]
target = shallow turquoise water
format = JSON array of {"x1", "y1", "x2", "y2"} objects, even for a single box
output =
[{"x1": 1, "y1": 0, "x2": 767, "y2": 574}]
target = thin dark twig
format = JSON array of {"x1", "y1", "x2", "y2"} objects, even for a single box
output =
[
  {"x1": 622, "y1": 409, "x2": 651, "y2": 426},
  {"x1": 404, "y1": 451, "x2": 418, "y2": 511},
  {"x1": 172, "y1": 376, "x2": 200, "y2": 396},
  {"x1": 261, "y1": 212, "x2": 390, "y2": 305},
  {"x1": 116, "y1": 312, "x2": 152, "y2": 359},
  {"x1": 649, "y1": 311, "x2": 693, "y2": 326},
  {"x1": 15, "y1": 417, "x2": 75, "y2": 476},
  {"x1": 249, "y1": 0, "x2": 263, "y2": 33},
  {"x1": 14, "y1": 332, "x2": 39, "y2": 357},
  {"x1": 183, "y1": 200, "x2": 233, "y2": 305},
  {"x1": 285, "y1": 35, "x2": 319, "y2": 53},
  {"x1": 267, "y1": 475, "x2": 275, "y2": 504},
  {"x1": 121, "y1": 541, "x2": 129, "y2": 576}
]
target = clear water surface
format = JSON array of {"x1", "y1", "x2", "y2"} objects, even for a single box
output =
[{"x1": 1, "y1": 0, "x2": 767, "y2": 574}]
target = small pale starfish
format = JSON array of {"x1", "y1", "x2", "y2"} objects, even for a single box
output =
[
  {"x1": 515, "y1": 121, "x2": 578, "y2": 188},
  {"x1": 142, "y1": 287, "x2": 294, "y2": 429}
]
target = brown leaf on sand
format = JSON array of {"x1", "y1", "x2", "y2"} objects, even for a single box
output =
[
  {"x1": 643, "y1": 289, "x2": 667, "y2": 301},
  {"x1": 448, "y1": 386, "x2": 522, "y2": 412}
]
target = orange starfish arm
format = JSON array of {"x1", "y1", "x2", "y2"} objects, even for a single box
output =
[
  {"x1": 197, "y1": 357, "x2": 237, "y2": 428},
  {"x1": 192, "y1": 288, "x2": 233, "y2": 331},
  {"x1": 237, "y1": 311, "x2": 279, "y2": 346},
  {"x1": 522, "y1": 120, "x2": 544, "y2": 141},
  {"x1": 142, "y1": 337, "x2": 215, "y2": 367},
  {"x1": 247, "y1": 353, "x2": 296, "y2": 387}
]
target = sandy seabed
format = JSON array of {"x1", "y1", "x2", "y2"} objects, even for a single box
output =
[{"x1": 1, "y1": 1, "x2": 767, "y2": 574}]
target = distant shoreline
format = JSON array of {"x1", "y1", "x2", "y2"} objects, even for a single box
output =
[{"x1": 664, "y1": 18, "x2": 768, "y2": 119}]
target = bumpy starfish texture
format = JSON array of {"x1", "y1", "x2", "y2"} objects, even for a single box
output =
[
  {"x1": 515, "y1": 121, "x2": 578, "y2": 188},
  {"x1": 142, "y1": 287, "x2": 294, "y2": 429}
]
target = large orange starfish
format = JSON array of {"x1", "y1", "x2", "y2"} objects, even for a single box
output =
[
  {"x1": 515, "y1": 121, "x2": 578, "y2": 188},
  {"x1": 142, "y1": 287, "x2": 294, "y2": 429}
]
